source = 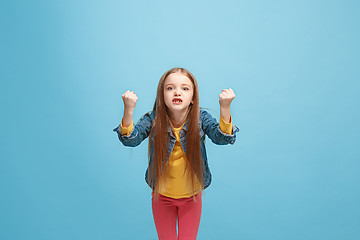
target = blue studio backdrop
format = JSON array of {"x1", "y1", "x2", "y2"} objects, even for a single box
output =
[{"x1": 1, "y1": 0, "x2": 359, "y2": 239}]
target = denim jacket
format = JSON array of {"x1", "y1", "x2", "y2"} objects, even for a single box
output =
[{"x1": 113, "y1": 109, "x2": 239, "y2": 189}]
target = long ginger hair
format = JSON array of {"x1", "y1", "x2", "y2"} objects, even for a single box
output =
[{"x1": 148, "y1": 67, "x2": 203, "y2": 196}]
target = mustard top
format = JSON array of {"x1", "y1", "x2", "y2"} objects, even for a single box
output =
[{"x1": 120, "y1": 115, "x2": 233, "y2": 198}]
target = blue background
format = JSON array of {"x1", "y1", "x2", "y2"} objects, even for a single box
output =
[{"x1": 1, "y1": 0, "x2": 359, "y2": 239}]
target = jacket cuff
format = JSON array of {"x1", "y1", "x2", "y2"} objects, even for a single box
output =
[
  {"x1": 216, "y1": 124, "x2": 239, "y2": 144},
  {"x1": 112, "y1": 121, "x2": 134, "y2": 137},
  {"x1": 120, "y1": 121, "x2": 134, "y2": 136}
]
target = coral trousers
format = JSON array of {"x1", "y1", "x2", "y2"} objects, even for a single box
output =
[{"x1": 152, "y1": 192, "x2": 202, "y2": 240}]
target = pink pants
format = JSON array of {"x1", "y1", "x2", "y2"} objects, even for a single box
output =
[{"x1": 151, "y1": 192, "x2": 202, "y2": 240}]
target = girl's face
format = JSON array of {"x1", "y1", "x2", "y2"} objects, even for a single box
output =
[{"x1": 163, "y1": 72, "x2": 194, "y2": 116}]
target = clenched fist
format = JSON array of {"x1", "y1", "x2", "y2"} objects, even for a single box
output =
[
  {"x1": 122, "y1": 90, "x2": 138, "y2": 110},
  {"x1": 219, "y1": 88, "x2": 235, "y2": 107}
]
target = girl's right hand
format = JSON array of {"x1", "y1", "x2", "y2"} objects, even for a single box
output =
[{"x1": 122, "y1": 90, "x2": 138, "y2": 110}]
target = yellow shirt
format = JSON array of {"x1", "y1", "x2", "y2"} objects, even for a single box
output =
[
  {"x1": 120, "y1": 115, "x2": 233, "y2": 199},
  {"x1": 157, "y1": 122, "x2": 201, "y2": 198}
]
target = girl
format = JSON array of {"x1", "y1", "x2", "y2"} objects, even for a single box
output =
[{"x1": 113, "y1": 67, "x2": 239, "y2": 240}]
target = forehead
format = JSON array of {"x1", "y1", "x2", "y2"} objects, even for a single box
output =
[{"x1": 165, "y1": 72, "x2": 193, "y2": 87}]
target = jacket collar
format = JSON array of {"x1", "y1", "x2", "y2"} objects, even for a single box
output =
[{"x1": 166, "y1": 119, "x2": 189, "y2": 133}]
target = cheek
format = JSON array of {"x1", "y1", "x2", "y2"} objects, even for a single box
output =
[
  {"x1": 189, "y1": 92, "x2": 194, "y2": 101},
  {"x1": 163, "y1": 91, "x2": 169, "y2": 99},
  {"x1": 164, "y1": 92, "x2": 172, "y2": 103}
]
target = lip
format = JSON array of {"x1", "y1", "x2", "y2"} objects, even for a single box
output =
[{"x1": 172, "y1": 98, "x2": 183, "y2": 104}]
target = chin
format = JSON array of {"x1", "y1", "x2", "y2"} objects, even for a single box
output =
[{"x1": 167, "y1": 106, "x2": 189, "y2": 113}]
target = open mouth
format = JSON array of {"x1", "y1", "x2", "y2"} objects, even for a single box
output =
[{"x1": 172, "y1": 98, "x2": 183, "y2": 103}]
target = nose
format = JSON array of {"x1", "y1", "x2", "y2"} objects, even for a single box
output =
[{"x1": 174, "y1": 88, "x2": 181, "y2": 96}]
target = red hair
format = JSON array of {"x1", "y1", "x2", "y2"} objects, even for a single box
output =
[{"x1": 148, "y1": 67, "x2": 203, "y2": 197}]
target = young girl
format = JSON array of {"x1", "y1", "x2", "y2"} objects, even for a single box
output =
[{"x1": 113, "y1": 67, "x2": 239, "y2": 240}]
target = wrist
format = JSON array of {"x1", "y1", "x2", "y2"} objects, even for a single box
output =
[
  {"x1": 220, "y1": 104, "x2": 231, "y2": 111},
  {"x1": 124, "y1": 107, "x2": 135, "y2": 115},
  {"x1": 220, "y1": 105, "x2": 231, "y2": 122}
]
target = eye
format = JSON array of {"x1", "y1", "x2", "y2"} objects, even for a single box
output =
[
  {"x1": 182, "y1": 87, "x2": 189, "y2": 91},
  {"x1": 167, "y1": 87, "x2": 173, "y2": 90}
]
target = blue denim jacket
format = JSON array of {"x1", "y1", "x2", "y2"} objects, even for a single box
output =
[{"x1": 113, "y1": 109, "x2": 239, "y2": 189}]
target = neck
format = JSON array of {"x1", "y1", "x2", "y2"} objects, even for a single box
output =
[{"x1": 168, "y1": 108, "x2": 189, "y2": 128}]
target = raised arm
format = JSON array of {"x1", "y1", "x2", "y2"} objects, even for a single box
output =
[
  {"x1": 113, "y1": 90, "x2": 154, "y2": 147},
  {"x1": 219, "y1": 88, "x2": 235, "y2": 123},
  {"x1": 122, "y1": 90, "x2": 138, "y2": 128},
  {"x1": 200, "y1": 88, "x2": 238, "y2": 145}
]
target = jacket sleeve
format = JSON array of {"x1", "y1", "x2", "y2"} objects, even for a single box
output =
[
  {"x1": 200, "y1": 110, "x2": 239, "y2": 145},
  {"x1": 113, "y1": 111, "x2": 154, "y2": 147}
]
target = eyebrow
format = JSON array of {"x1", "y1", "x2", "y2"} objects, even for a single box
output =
[{"x1": 165, "y1": 83, "x2": 192, "y2": 88}]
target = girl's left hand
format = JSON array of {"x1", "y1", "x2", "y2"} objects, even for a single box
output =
[{"x1": 219, "y1": 88, "x2": 235, "y2": 107}]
